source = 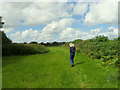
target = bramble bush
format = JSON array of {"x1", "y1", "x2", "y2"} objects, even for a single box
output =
[{"x1": 76, "y1": 35, "x2": 119, "y2": 66}]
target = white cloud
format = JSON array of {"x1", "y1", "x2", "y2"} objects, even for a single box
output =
[
  {"x1": 90, "y1": 28, "x2": 101, "y2": 35},
  {"x1": 89, "y1": 27, "x2": 118, "y2": 39},
  {"x1": 84, "y1": 2, "x2": 118, "y2": 26},
  {"x1": 73, "y1": 3, "x2": 88, "y2": 15},
  {"x1": 2, "y1": 2, "x2": 73, "y2": 27},
  {"x1": 40, "y1": 18, "x2": 76, "y2": 42},
  {"x1": 9, "y1": 26, "x2": 118, "y2": 43},
  {"x1": 10, "y1": 28, "x2": 39, "y2": 42},
  {"x1": 59, "y1": 28, "x2": 75, "y2": 41},
  {"x1": 2, "y1": 2, "x2": 118, "y2": 43},
  {"x1": 100, "y1": 27, "x2": 118, "y2": 39},
  {"x1": 42, "y1": 18, "x2": 75, "y2": 35},
  {"x1": 22, "y1": 2, "x2": 73, "y2": 25},
  {"x1": 90, "y1": 28, "x2": 101, "y2": 32},
  {"x1": 9, "y1": 18, "x2": 76, "y2": 42},
  {"x1": 1, "y1": 2, "x2": 74, "y2": 35},
  {"x1": 108, "y1": 27, "x2": 114, "y2": 32},
  {"x1": 21, "y1": 29, "x2": 39, "y2": 38},
  {"x1": 59, "y1": 27, "x2": 89, "y2": 42}
]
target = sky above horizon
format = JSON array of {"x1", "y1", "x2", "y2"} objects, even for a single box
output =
[{"x1": 0, "y1": 2, "x2": 118, "y2": 43}]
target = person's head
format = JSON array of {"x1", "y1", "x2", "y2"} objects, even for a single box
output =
[{"x1": 69, "y1": 43, "x2": 74, "y2": 47}]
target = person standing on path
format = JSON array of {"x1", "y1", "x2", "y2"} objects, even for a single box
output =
[{"x1": 69, "y1": 43, "x2": 76, "y2": 67}]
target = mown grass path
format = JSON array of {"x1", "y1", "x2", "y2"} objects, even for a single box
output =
[{"x1": 2, "y1": 47, "x2": 118, "y2": 88}]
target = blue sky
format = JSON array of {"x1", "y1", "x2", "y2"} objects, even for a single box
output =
[{"x1": 1, "y1": 2, "x2": 118, "y2": 43}]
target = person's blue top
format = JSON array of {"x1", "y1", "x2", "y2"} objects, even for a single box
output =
[{"x1": 70, "y1": 47, "x2": 76, "y2": 53}]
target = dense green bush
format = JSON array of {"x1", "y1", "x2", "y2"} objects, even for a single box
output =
[
  {"x1": 76, "y1": 35, "x2": 118, "y2": 66},
  {"x1": 2, "y1": 43, "x2": 50, "y2": 56}
]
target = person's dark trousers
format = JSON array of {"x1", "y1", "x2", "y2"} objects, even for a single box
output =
[{"x1": 70, "y1": 52, "x2": 75, "y2": 65}]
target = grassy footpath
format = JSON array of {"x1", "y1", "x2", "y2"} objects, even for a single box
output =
[{"x1": 2, "y1": 47, "x2": 118, "y2": 88}]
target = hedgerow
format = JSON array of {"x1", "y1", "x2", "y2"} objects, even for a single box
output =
[
  {"x1": 2, "y1": 43, "x2": 50, "y2": 56},
  {"x1": 1, "y1": 31, "x2": 50, "y2": 56}
]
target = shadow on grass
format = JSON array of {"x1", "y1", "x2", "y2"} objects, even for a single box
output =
[{"x1": 75, "y1": 62, "x2": 85, "y2": 66}]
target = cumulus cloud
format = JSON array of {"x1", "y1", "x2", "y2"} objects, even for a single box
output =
[
  {"x1": 9, "y1": 17, "x2": 88, "y2": 43},
  {"x1": 84, "y1": 2, "x2": 118, "y2": 26},
  {"x1": 9, "y1": 26, "x2": 118, "y2": 43},
  {"x1": 10, "y1": 28, "x2": 39, "y2": 42},
  {"x1": 59, "y1": 27, "x2": 89, "y2": 42},
  {"x1": 1, "y1": 2, "x2": 118, "y2": 43},
  {"x1": 2, "y1": 2, "x2": 118, "y2": 28},
  {"x1": 42, "y1": 18, "x2": 75, "y2": 35},
  {"x1": 59, "y1": 28, "x2": 75, "y2": 41},
  {"x1": 23, "y1": 2, "x2": 73, "y2": 25},
  {"x1": 89, "y1": 27, "x2": 118, "y2": 39},
  {"x1": 1, "y1": 2, "x2": 73, "y2": 27},
  {"x1": 100, "y1": 27, "x2": 118, "y2": 39},
  {"x1": 9, "y1": 18, "x2": 76, "y2": 42},
  {"x1": 0, "y1": 2, "x2": 75, "y2": 38},
  {"x1": 73, "y1": 3, "x2": 88, "y2": 15}
]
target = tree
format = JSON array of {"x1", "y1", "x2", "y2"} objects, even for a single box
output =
[
  {"x1": 95, "y1": 35, "x2": 108, "y2": 42},
  {"x1": 1, "y1": 31, "x2": 12, "y2": 44},
  {"x1": 41, "y1": 42, "x2": 44, "y2": 45},
  {"x1": 30, "y1": 41, "x2": 38, "y2": 44},
  {"x1": 24, "y1": 42, "x2": 27, "y2": 44}
]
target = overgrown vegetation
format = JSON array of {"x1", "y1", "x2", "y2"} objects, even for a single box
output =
[
  {"x1": 1, "y1": 31, "x2": 50, "y2": 56},
  {"x1": 75, "y1": 35, "x2": 119, "y2": 66}
]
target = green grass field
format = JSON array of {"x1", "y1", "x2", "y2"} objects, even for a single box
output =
[{"x1": 2, "y1": 47, "x2": 118, "y2": 88}]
